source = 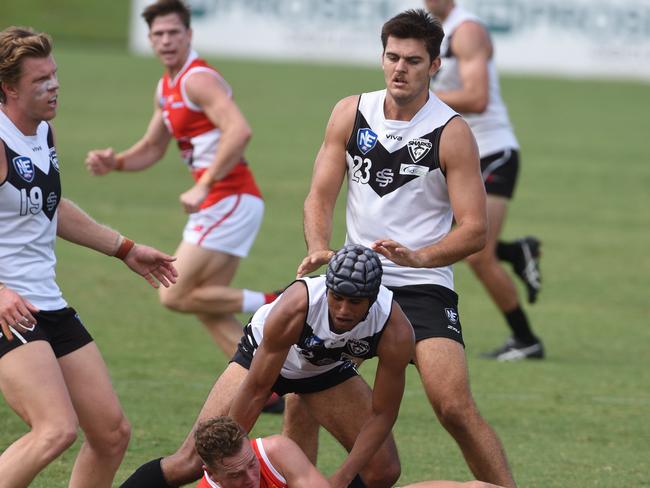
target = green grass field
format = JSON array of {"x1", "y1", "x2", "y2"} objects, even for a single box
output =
[{"x1": 1, "y1": 39, "x2": 649, "y2": 488}]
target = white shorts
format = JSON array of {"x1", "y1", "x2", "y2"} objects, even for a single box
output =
[{"x1": 183, "y1": 193, "x2": 264, "y2": 257}]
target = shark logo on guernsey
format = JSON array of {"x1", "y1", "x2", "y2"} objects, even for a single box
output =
[
  {"x1": 12, "y1": 156, "x2": 35, "y2": 182},
  {"x1": 357, "y1": 128, "x2": 378, "y2": 155},
  {"x1": 347, "y1": 339, "x2": 370, "y2": 356},
  {"x1": 407, "y1": 138, "x2": 432, "y2": 163},
  {"x1": 49, "y1": 147, "x2": 59, "y2": 172}
]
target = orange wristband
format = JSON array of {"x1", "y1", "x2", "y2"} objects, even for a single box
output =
[
  {"x1": 115, "y1": 155, "x2": 125, "y2": 171},
  {"x1": 114, "y1": 237, "x2": 135, "y2": 260}
]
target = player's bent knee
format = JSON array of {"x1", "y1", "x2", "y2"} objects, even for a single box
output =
[
  {"x1": 159, "y1": 287, "x2": 189, "y2": 313},
  {"x1": 434, "y1": 397, "x2": 481, "y2": 433},
  {"x1": 33, "y1": 424, "x2": 78, "y2": 461},
  {"x1": 84, "y1": 414, "x2": 131, "y2": 457}
]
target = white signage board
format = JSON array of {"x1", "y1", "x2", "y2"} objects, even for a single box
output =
[{"x1": 130, "y1": 0, "x2": 650, "y2": 81}]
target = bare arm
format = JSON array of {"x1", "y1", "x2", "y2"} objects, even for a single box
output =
[
  {"x1": 297, "y1": 96, "x2": 357, "y2": 277},
  {"x1": 85, "y1": 92, "x2": 171, "y2": 175},
  {"x1": 56, "y1": 198, "x2": 177, "y2": 288},
  {"x1": 330, "y1": 302, "x2": 415, "y2": 488},
  {"x1": 373, "y1": 116, "x2": 487, "y2": 267},
  {"x1": 178, "y1": 72, "x2": 252, "y2": 213},
  {"x1": 263, "y1": 435, "x2": 330, "y2": 488},
  {"x1": 228, "y1": 282, "x2": 307, "y2": 431},
  {"x1": 435, "y1": 21, "x2": 492, "y2": 114}
]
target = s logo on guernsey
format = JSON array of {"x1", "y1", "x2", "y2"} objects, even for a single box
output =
[
  {"x1": 407, "y1": 138, "x2": 432, "y2": 163},
  {"x1": 13, "y1": 156, "x2": 35, "y2": 182},
  {"x1": 357, "y1": 128, "x2": 378, "y2": 155}
]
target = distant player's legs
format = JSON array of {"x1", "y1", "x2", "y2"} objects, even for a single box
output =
[
  {"x1": 301, "y1": 375, "x2": 401, "y2": 488},
  {"x1": 159, "y1": 241, "x2": 247, "y2": 355},
  {"x1": 465, "y1": 196, "x2": 542, "y2": 359},
  {"x1": 120, "y1": 362, "x2": 248, "y2": 488},
  {"x1": 60, "y1": 342, "x2": 131, "y2": 488},
  {"x1": 0, "y1": 342, "x2": 79, "y2": 487},
  {"x1": 415, "y1": 338, "x2": 516, "y2": 488}
]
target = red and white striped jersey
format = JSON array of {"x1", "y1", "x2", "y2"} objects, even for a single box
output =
[
  {"x1": 197, "y1": 438, "x2": 288, "y2": 488},
  {"x1": 158, "y1": 51, "x2": 261, "y2": 209}
]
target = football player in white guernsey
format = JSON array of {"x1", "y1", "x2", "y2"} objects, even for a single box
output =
[
  {"x1": 426, "y1": 0, "x2": 544, "y2": 360},
  {"x1": 0, "y1": 27, "x2": 178, "y2": 488},
  {"x1": 298, "y1": 9, "x2": 517, "y2": 488},
  {"x1": 120, "y1": 245, "x2": 415, "y2": 488}
]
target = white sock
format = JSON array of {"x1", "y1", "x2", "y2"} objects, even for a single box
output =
[{"x1": 242, "y1": 289, "x2": 265, "y2": 313}]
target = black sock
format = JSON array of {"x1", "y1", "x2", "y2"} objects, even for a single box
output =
[
  {"x1": 505, "y1": 306, "x2": 536, "y2": 344},
  {"x1": 496, "y1": 240, "x2": 519, "y2": 263},
  {"x1": 120, "y1": 458, "x2": 173, "y2": 488},
  {"x1": 348, "y1": 474, "x2": 367, "y2": 488}
]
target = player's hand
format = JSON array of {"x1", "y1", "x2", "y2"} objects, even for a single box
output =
[
  {"x1": 0, "y1": 285, "x2": 39, "y2": 341},
  {"x1": 122, "y1": 245, "x2": 178, "y2": 288},
  {"x1": 85, "y1": 147, "x2": 118, "y2": 176},
  {"x1": 372, "y1": 239, "x2": 424, "y2": 267},
  {"x1": 179, "y1": 183, "x2": 210, "y2": 214},
  {"x1": 296, "y1": 250, "x2": 334, "y2": 278}
]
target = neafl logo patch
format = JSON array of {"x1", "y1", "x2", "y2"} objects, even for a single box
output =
[{"x1": 13, "y1": 156, "x2": 35, "y2": 182}]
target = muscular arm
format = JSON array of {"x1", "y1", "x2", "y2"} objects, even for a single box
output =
[
  {"x1": 297, "y1": 96, "x2": 357, "y2": 277},
  {"x1": 228, "y1": 282, "x2": 307, "y2": 432},
  {"x1": 56, "y1": 199, "x2": 177, "y2": 288},
  {"x1": 331, "y1": 301, "x2": 415, "y2": 487},
  {"x1": 435, "y1": 21, "x2": 492, "y2": 114},
  {"x1": 185, "y1": 72, "x2": 252, "y2": 185},
  {"x1": 177, "y1": 72, "x2": 252, "y2": 212},
  {"x1": 85, "y1": 92, "x2": 171, "y2": 174},
  {"x1": 263, "y1": 435, "x2": 329, "y2": 488},
  {"x1": 373, "y1": 116, "x2": 486, "y2": 267}
]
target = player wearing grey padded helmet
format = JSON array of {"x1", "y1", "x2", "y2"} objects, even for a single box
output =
[
  {"x1": 326, "y1": 244, "x2": 383, "y2": 302},
  {"x1": 120, "y1": 245, "x2": 415, "y2": 488}
]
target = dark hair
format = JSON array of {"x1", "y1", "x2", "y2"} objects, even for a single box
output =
[
  {"x1": 194, "y1": 416, "x2": 248, "y2": 471},
  {"x1": 381, "y1": 9, "x2": 444, "y2": 61},
  {"x1": 142, "y1": 0, "x2": 191, "y2": 29},
  {"x1": 0, "y1": 27, "x2": 52, "y2": 104}
]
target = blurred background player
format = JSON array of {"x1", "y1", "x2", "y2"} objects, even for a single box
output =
[
  {"x1": 426, "y1": 0, "x2": 544, "y2": 360},
  {"x1": 85, "y1": 0, "x2": 278, "y2": 359},
  {"x1": 0, "y1": 26, "x2": 177, "y2": 488}
]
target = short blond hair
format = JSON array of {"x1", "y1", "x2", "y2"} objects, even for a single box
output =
[{"x1": 0, "y1": 26, "x2": 52, "y2": 103}]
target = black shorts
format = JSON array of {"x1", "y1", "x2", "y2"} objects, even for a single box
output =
[
  {"x1": 231, "y1": 335, "x2": 359, "y2": 396},
  {"x1": 0, "y1": 307, "x2": 93, "y2": 359},
  {"x1": 388, "y1": 284, "x2": 464, "y2": 347},
  {"x1": 480, "y1": 148, "x2": 519, "y2": 199}
]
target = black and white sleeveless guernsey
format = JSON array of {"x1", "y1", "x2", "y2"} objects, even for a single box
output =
[
  {"x1": 431, "y1": 5, "x2": 518, "y2": 158},
  {"x1": 244, "y1": 276, "x2": 393, "y2": 380},
  {"x1": 345, "y1": 89, "x2": 458, "y2": 290},
  {"x1": 0, "y1": 109, "x2": 65, "y2": 310}
]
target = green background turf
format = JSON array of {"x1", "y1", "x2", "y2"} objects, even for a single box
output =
[{"x1": 2, "y1": 3, "x2": 650, "y2": 487}]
